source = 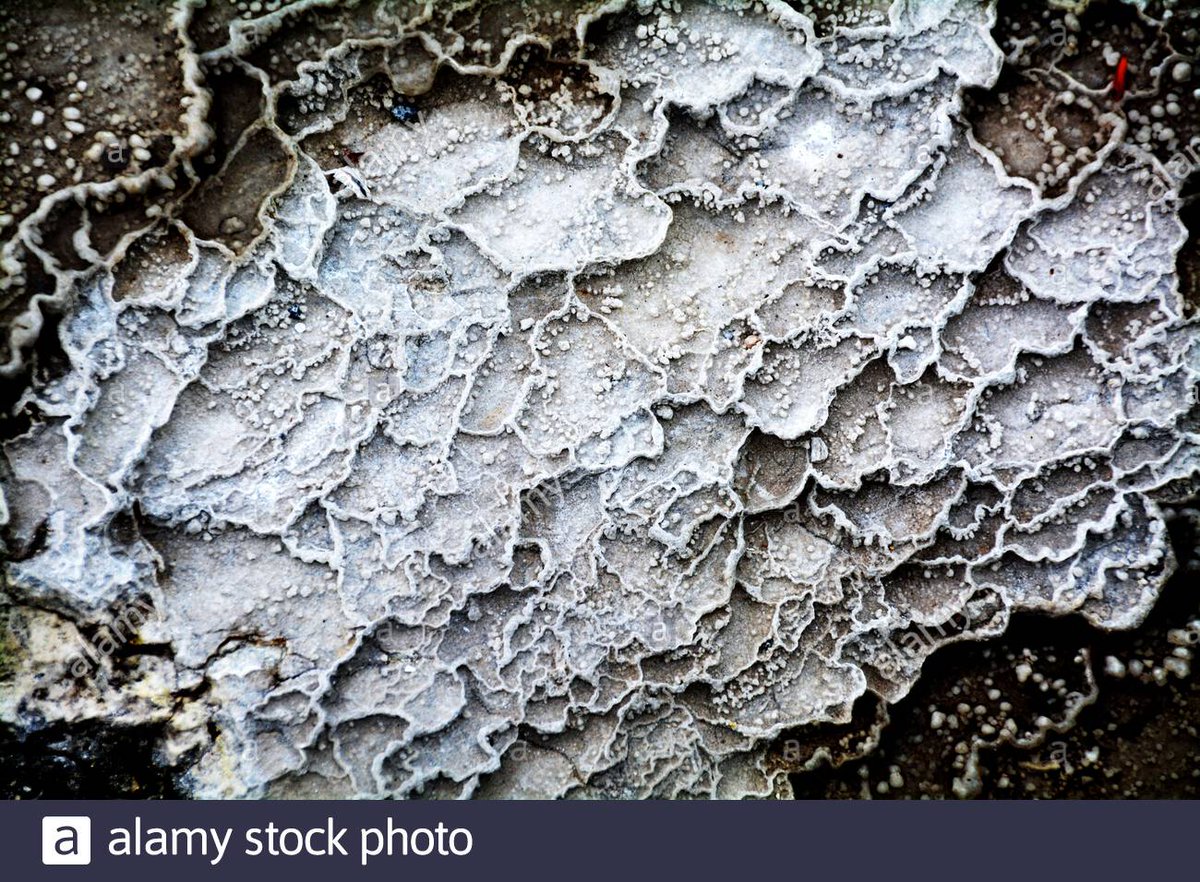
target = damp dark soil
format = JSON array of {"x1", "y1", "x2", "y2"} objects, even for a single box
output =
[{"x1": 0, "y1": 719, "x2": 188, "y2": 799}]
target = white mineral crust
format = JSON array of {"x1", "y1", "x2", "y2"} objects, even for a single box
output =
[{"x1": 1, "y1": 0, "x2": 1196, "y2": 799}]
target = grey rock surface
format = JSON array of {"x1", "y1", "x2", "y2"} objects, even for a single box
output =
[{"x1": 1, "y1": 0, "x2": 1196, "y2": 798}]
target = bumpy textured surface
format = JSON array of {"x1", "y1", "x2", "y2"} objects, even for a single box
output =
[{"x1": 1, "y1": 0, "x2": 1197, "y2": 799}]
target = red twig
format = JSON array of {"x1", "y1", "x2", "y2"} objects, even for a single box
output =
[{"x1": 1113, "y1": 55, "x2": 1129, "y2": 101}]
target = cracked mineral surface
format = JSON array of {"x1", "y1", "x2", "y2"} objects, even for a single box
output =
[{"x1": 1, "y1": 0, "x2": 1198, "y2": 799}]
